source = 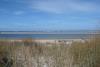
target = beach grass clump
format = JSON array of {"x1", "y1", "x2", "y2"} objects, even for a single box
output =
[
  {"x1": 0, "y1": 37, "x2": 100, "y2": 67},
  {"x1": 0, "y1": 40, "x2": 15, "y2": 67},
  {"x1": 69, "y1": 37, "x2": 100, "y2": 67}
]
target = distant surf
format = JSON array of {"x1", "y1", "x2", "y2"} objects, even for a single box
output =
[{"x1": 0, "y1": 34, "x2": 97, "y2": 39}]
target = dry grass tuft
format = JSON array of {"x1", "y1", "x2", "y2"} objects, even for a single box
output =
[{"x1": 0, "y1": 36, "x2": 100, "y2": 67}]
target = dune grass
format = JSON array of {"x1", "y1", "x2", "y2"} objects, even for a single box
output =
[
  {"x1": 0, "y1": 37, "x2": 100, "y2": 67},
  {"x1": 69, "y1": 36, "x2": 100, "y2": 67}
]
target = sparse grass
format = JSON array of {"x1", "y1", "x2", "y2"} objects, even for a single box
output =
[
  {"x1": 0, "y1": 36, "x2": 100, "y2": 67},
  {"x1": 69, "y1": 36, "x2": 100, "y2": 67}
]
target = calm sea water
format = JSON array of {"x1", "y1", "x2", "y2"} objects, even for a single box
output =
[{"x1": 0, "y1": 34, "x2": 96, "y2": 39}]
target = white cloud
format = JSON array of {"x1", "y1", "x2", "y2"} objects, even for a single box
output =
[
  {"x1": 0, "y1": 9, "x2": 9, "y2": 14},
  {"x1": 0, "y1": 9, "x2": 4, "y2": 12},
  {"x1": 13, "y1": 11, "x2": 25, "y2": 15},
  {"x1": 31, "y1": 0, "x2": 100, "y2": 14},
  {"x1": 3, "y1": 0, "x2": 9, "y2": 2}
]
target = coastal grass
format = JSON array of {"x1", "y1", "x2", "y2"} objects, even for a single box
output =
[
  {"x1": 0, "y1": 37, "x2": 100, "y2": 67},
  {"x1": 69, "y1": 37, "x2": 100, "y2": 67}
]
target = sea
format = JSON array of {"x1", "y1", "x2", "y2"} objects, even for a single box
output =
[
  {"x1": 0, "y1": 34, "x2": 98, "y2": 39},
  {"x1": 0, "y1": 30, "x2": 99, "y2": 39}
]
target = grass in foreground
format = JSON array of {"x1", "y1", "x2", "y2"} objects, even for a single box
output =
[{"x1": 0, "y1": 37, "x2": 100, "y2": 67}]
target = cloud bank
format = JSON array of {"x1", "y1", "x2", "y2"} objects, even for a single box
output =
[
  {"x1": 13, "y1": 11, "x2": 25, "y2": 15},
  {"x1": 31, "y1": 0, "x2": 100, "y2": 14}
]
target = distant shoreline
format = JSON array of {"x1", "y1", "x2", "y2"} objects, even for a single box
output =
[{"x1": 0, "y1": 31, "x2": 99, "y2": 34}]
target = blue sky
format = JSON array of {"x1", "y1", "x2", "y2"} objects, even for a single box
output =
[{"x1": 0, "y1": 0, "x2": 100, "y2": 31}]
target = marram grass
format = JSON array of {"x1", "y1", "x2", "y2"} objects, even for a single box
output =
[{"x1": 0, "y1": 37, "x2": 100, "y2": 67}]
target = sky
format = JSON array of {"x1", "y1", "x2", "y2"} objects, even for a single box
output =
[{"x1": 0, "y1": 0, "x2": 100, "y2": 31}]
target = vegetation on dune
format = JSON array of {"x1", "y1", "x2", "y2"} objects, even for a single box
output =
[
  {"x1": 0, "y1": 36, "x2": 100, "y2": 67},
  {"x1": 69, "y1": 36, "x2": 100, "y2": 67},
  {"x1": 0, "y1": 41, "x2": 14, "y2": 67}
]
